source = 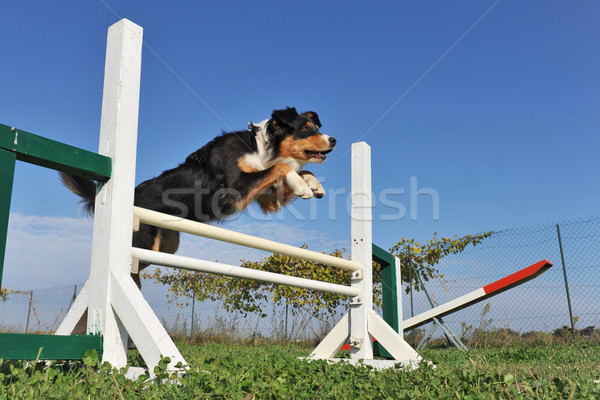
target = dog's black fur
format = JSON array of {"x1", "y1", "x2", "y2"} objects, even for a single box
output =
[{"x1": 61, "y1": 107, "x2": 335, "y2": 286}]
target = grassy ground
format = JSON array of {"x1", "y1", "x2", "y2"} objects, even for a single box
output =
[{"x1": 1, "y1": 341, "x2": 599, "y2": 399}]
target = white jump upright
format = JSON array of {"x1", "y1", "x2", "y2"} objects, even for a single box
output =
[
  {"x1": 306, "y1": 143, "x2": 420, "y2": 368},
  {"x1": 57, "y1": 19, "x2": 186, "y2": 373},
  {"x1": 350, "y1": 142, "x2": 374, "y2": 359},
  {"x1": 58, "y1": 18, "x2": 421, "y2": 375}
]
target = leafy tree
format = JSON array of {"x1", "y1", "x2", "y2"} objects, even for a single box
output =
[
  {"x1": 390, "y1": 231, "x2": 493, "y2": 292},
  {"x1": 144, "y1": 232, "x2": 493, "y2": 320},
  {"x1": 143, "y1": 245, "x2": 382, "y2": 323},
  {"x1": 0, "y1": 287, "x2": 10, "y2": 302}
]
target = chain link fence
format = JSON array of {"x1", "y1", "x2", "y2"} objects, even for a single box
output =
[
  {"x1": 2, "y1": 216, "x2": 599, "y2": 343},
  {"x1": 406, "y1": 216, "x2": 600, "y2": 342},
  {"x1": 0, "y1": 283, "x2": 79, "y2": 334}
]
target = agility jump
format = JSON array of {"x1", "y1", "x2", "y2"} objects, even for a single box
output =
[{"x1": 40, "y1": 19, "x2": 421, "y2": 376}]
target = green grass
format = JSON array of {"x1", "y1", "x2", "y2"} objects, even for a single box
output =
[{"x1": 1, "y1": 342, "x2": 600, "y2": 399}]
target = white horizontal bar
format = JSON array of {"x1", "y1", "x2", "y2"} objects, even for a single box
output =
[
  {"x1": 132, "y1": 247, "x2": 360, "y2": 297},
  {"x1": 134, "y1": 207, "x2": 361, "y2": 271}
]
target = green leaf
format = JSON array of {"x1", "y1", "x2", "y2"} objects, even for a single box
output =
[{"x1": 82, "y1": 349, "x2": 99, "y2": 367}]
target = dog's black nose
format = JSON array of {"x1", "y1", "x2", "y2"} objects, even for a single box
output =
[{"x1": 329, "y1": 137, "x2": 337, "y2": 146}]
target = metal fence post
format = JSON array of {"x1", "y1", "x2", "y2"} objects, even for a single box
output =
[
  {"x1": 190, "y1": 291, "x2": 195, "y2": 337},
  {"x1": 408, "y1": 253, "x2": 414, "y2": 317},
  {"x1": 556, "y1": 223, "x2": 575, "y2": 340},
  {"x1": 285, "y1": 302, "x2": 289, "y2": 340},
  {"x1": 25, "y1": 290, "x2": 33, "y2": 334},
  {"x1": 69, "y1": 284, "x2": 77, "y2": 309}
]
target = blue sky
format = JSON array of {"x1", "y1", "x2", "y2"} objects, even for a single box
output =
[{"x1": 1, "y1": 1, "x2": 599, "y2": 290}]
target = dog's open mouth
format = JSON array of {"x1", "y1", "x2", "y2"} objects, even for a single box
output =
[{"x1": 304, "y1": 148, "x2": 333, "y2": 160}]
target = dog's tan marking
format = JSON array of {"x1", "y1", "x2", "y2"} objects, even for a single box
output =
[
  {"x1": 278, "y1": 137, "x2": 295, "y2": 159},
  {"x1": 256, "y1": 184, "x2": 296, "y2": 213},
  {"x1": 150, "y1": 229, "x2": 179, "y2": 254},
  {"x1": 304, "y1": 135, "x2": 329, "y2": 148},
  {"x1": 304, "y1": 113, "x2": 320, "y2": 129},
  {"x1": 279, "y1": 135, "x2": 331, "y2": 161},
  {"x1": 237, "y1": 156, "x2": 259, "y2": 173},
  {"x1": 237, "y1": 163, "x2": 295, "y2": 210},
  {"x1": 151, "y1": 235, "x2": 161, "y2": 252}
]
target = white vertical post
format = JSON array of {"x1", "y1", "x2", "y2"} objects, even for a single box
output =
[
  {"x1": 87, "y1": 19, "x2": 143, "y2": 367},
  {"x1": 349, "y1": 142, "x2": 373, "y2": 359}
]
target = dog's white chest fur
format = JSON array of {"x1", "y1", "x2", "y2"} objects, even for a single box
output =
[
  {"x1": 243, "y1": 119, "x2": 305, "y2": 172},
  {"x1": 242, "y1": 119, "x2": 270, "y2": 171}
]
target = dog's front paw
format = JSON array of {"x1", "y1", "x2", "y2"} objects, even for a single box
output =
[
  {"x1": 296, "y1": 186, "x2": 314, "y2": 199},
  {"x1": 301, "y1": 173, "x2": 325, "y2": 198},
  {"x1": 286, "y1": 172, "x2": 314, "y2": 199}
]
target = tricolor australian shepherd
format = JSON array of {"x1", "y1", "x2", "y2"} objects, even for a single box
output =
[{"x1": 61, "y1": 107, "x2": 335, "y2": 286}]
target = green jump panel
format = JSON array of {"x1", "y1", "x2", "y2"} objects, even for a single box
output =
[
  {"x1": 373, "y1": 244, "x2": 399, "y2": 332},
  {"x1": 0, "y1": 149, "x2": 16, "y2": 288},
  {"x1": 0, "y1": 124, "x2": 111, "y2": 182},
  {"x1": 0, "y1": 333, "x2": 102, "y2": 360},
  {"x1": 372, "y1": 244, "x2": 400, "y2": 359}
]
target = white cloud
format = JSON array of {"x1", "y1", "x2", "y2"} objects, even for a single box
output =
[{"x1": 3, "y1": 213, "x2": 93, "y2": 290}]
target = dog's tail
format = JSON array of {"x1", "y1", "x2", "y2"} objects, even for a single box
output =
[{"x1": 59, "y1": 172, "x2": 97, "y2": 216}]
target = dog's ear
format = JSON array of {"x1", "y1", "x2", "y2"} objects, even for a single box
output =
[
  {"x1": 304, "y1": 111, "x2": 322, "y2": 129},
  {"x1": 271, "y1": 107, "x2": 299, "y2": 128}
]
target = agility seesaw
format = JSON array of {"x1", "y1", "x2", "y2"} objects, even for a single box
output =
[
  {"x1": 341, "y1": 259, "x2": 553, "y2": 352},
  {"x1": 402, "y1": 259, "x2": 553, "y2": 330}
]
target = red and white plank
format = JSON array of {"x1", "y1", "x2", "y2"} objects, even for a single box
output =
[{"x1": 403, "y1": 259, "x2": 553, "y2": 330}]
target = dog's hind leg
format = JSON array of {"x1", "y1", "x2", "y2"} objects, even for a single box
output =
[{"x1": 131, "y1": 226, "x2": 180, "y2": 288}]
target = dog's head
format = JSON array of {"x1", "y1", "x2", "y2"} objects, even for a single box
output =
[{"x1": 267, "y1": 107, "x2": 336, "y2": 165}]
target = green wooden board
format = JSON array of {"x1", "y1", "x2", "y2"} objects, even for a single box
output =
[
  {"x1": 372, "y1": 244, "x2": 400, "y2": 359},
  {"x1": 373, "y1": 244, "x2": 399, "y2": 332},
  {"x1": 0, "y1": 333, "x2": 102, "y2": 360},
  {"x1": 0, "y1": 149, "x2": 16, "y2": 288},
  {"x1": 0, "y1": 124, "x2": 111, "y2": 181}
]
